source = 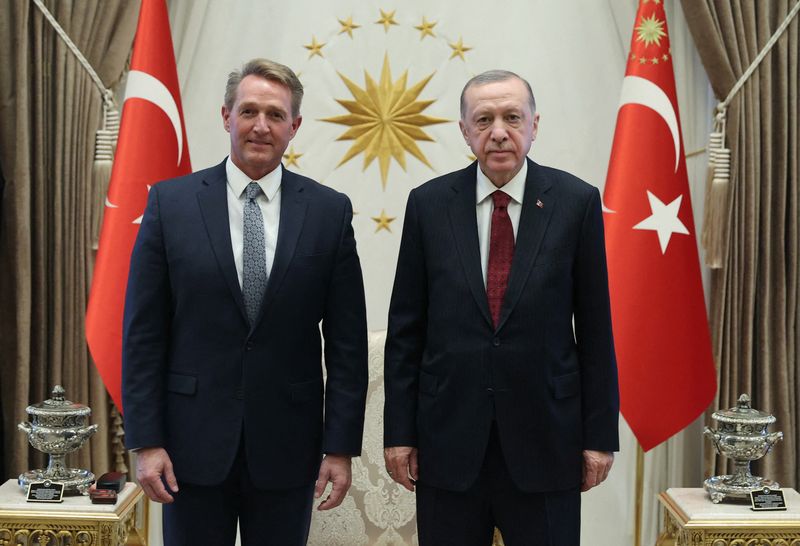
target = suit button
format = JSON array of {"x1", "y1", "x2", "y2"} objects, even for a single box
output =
[
  {"x1": 245, "y1": 342, "x2": 253, "y2": 351},
  {"x1": 234, "y1": 388, "x2": 244, "y2": 400},
  {"x1": 492, "y1": 337, "x2": 500, "y2": 347},
  {"x1": 487, "y1": 387, "x2": 495, "y2": 394}
]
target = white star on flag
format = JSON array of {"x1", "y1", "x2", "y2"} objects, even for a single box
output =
[{"x1": 632, "y1": 190, "x2": 689, "y2": 254}]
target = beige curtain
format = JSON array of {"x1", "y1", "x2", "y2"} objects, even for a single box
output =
[
  {"x1": 0, "y1": 0, "x2": 138, "y2": 480},
  {"x1": 680, "y1": 0, "x2": 799, "y2": 487}
]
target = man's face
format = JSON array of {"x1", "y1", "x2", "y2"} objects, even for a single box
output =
[
  {"x1": 459, "y1": 78, "x2": 539, "y2": 187},
  {"x1": 222, "y1": 74, "x2": 301, "y2": 180}
]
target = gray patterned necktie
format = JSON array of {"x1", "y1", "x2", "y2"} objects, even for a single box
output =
[{"x1": 242, "y1": 182, "x2": 267, "y2": 325}]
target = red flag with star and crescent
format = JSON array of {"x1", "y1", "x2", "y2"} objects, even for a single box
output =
[
  {"x1": 603, "y1": 0, "x2": 716, "y2": 451},
  {"x1": 86, "y1": 0, "x2": 191, "y2": 412}
]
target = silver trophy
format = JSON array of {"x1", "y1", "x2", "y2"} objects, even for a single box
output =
[
  {"x1": 17, "y1": 385, "x2": 99, "y2": 494},
  {"x1": 703, "y1": 394, "x2": 783, "y2": 503}
]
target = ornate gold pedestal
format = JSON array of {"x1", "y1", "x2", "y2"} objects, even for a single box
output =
[
  {"x1": 656, "y1": 487, "x2": 800, "y2": 546},
  {"x1": 0, "y1": 480, "x2": 146, "y2": 545}
]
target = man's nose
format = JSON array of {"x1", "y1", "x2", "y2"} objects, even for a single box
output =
[
  {"x1": 490, "y1": 123, "x2": 508, "y2": 141},
  {"x1": 253, "y1": 114, "x2": 270, "y2": 133}
]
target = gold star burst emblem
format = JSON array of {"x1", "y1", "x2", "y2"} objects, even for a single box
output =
[
  {"x1": 635, "y1": 14, "x2": 667, "y2": 47},
  {"x1": 321, "y1": 54, "x2": 448, "y2": 188}
]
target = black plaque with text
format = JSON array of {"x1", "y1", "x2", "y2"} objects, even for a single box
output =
[
  {"x1": 26, "y1": 480, "x2": 64, "y2": 503},
  {"x1": 750, "y1": 487, "x2": 787, "y2": 511}
]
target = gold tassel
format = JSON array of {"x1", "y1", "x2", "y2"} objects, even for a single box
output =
[
  {"x1": 92, "y1": 91, "x2": 120, "y2": 250},
  {"x1": 701, "y1": 108, "x2": 731, "y2": 269},
  {"x1": 110, "y1": 404, "x2": 128, "y2": 474}
]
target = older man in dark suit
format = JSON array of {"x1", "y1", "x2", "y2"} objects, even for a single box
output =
[
  {"x1": 122, "y1": 58, "x2": 367, "y2": 546},
  {"x1": 384, "y1": 70, "x2": 619, "y2": 546}
]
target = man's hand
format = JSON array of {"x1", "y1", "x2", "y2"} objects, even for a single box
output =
[
  {"x1": 581, "y1": 450, "x2": 614, "y2": 492},
  {"x1": 383, "y1": 446, "x2": 418, "y2": 492},
  {"x1": 135, "y1": 447, "x2": 178, "y2": 503},
  {"x1": 315, "y1": 454, "x2": 352, "y2": 510}
]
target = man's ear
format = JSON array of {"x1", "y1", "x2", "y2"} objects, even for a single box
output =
[
  {"x1": 531, "y1": 112, "x2": 540, "y2": 142},
  {"x1": 221, "y1": 105, "x2": 231, "y2": 133},
  {"x1": 459, "y1": 120, "x2": 469, "y2": 144},
  {"x1": 290, "y1": 114, "x2": 303, "y2": 139}
]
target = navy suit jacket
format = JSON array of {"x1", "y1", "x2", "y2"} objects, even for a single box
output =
[
  {"x1": 384, "y1": 159, "x2": 619, "y2": 493},
  {"x1": 122, "y1": 159, "x2": 368, "y2": 490}
]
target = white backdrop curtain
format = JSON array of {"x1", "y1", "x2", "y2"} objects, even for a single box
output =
[{"x1": 148, "y1": 1, "x2": 714, "y2": 544}]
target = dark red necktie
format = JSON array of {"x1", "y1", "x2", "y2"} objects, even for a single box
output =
[{"x1": 487, "y1": 191, "x2": 514, "y2": 328}]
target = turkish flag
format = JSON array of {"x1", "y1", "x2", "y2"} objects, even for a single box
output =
[
  {"x1": 603, "y1": 1, "x2": 716, "y2": 451},
  {"x1": 86, "y1": 0, "x2": 191, "y2": 412}
]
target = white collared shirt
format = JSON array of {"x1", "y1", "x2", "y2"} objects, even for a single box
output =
[
  {"x1": 225, "y1": 157, "x2": 282, "y2": 288},
  {"x1": 476, "y1": 161, "x2": 527, "y2": 285}
]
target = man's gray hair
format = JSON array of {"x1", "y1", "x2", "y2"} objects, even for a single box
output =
[
  {"x1": 224, "y1": 58, "x2": 304, "y2": 118},
  {"x1": 459, "y1": 70, "x2": 536, "y2": 119}
]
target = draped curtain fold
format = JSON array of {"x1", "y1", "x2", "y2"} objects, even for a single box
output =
[
  {"x1": 0, "y1": 0, "x2": 138, "y2": 480},
  {"x1": 680, "y1": 0, "x2": 799, "y2": 487}
]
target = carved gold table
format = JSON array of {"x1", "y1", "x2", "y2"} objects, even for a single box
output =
[
  {"x1": 0, "y1": 479, "x2": 146, "y2": 545},
  {"x1": 656, "y1": 487, "x2": 800, "y2": 546}
]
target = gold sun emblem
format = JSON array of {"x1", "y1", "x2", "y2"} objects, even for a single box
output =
[
  {"x1": 635, "y1": 14, "x2": 667, "y2": 47},
  {"x1": 321, "y1": 53, "x2": 449, "y2": 188}
]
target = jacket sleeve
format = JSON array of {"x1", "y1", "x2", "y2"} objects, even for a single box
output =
[
  {"x1": 320, "y1": 195, "x2": 369, "y2": 455},
  {"x1": 122, "y1": 185, "x2": 171, "y2": 450},
  {"x1": 383, "y1": 189, "x2": 428, "y2": 447},
  {"x1": 573, "y1": 187, "x2": 620, "y2": 452}
]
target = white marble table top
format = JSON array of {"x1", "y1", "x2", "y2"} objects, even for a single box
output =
[
  {"x1": 664, "y1": 487, "x2": 800, "y2": 523},
  {"x1": 0, "y1": 479, "x2": 139, "y2": 515}
]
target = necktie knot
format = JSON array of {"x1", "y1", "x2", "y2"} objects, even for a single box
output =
[
  {"x1": 245, "y1": 182, "x2": 262, "y2": 202},
  {"x1": 492, "y1": 190, "x2": 511, "y2": 210}
]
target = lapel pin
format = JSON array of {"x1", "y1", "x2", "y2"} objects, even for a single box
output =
[{"x1": 536, "y1": 199, "x2": 544, "y2": 209}]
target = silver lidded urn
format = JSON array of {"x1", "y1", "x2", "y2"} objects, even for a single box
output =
[
  {"x1": 17, "y1": 385, "x2": 99, "y2": 494},
  {"x1": 703, "y1": 393, "x2": 783, "y2": 503}
]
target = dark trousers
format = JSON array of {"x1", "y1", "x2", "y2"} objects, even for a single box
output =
[
  {"x1": 163, "y1": 437, "x2": 315, "y2": 546},
  {"x1": 416, "y1": 425, "x2": 581, "y2": 546}
]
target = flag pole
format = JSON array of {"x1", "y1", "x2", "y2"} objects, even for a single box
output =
[{"x1": 634, "y1": 443, "x2": 644, "y2": 546}]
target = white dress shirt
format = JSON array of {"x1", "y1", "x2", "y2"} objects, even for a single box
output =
[
  {"x1": 476, "y1": 161, "x2": 527, "y2": 285},
  {"x1": 225, "y1": 157, "x2": 282, "y2": 288}
]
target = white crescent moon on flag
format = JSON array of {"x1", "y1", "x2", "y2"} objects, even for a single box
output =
[
  {"x1": 124, "y1": 70, "x2": 184, "y2": 166},
  {"x1": 618, "y1": 75, "x2": 680, "y2": 173}
]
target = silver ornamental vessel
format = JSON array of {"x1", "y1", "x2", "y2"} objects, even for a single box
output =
[
  {"x1": 703, "y1": 394, "x2": 783, "y2": 503},
  {"x1": 17, "y1": 385, "x2": 99, "y2": 494}
]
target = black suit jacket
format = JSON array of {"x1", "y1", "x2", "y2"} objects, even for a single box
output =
[
  {"x1": 122, "y1": 159, "x2": 368, "y2": 490},
  {"x1": 384, "y1": 159, "x2": 619, "y2": 493}
]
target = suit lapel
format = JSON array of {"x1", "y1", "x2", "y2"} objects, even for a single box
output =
[
  {"x1": 260, "y1": 169, "x2": 307, "y2": 316},
  {"x1": 196, "y1": 160, "x2": 248, "y2": 323},
  {"x1": 496, "y1": 159, "x2": 555, "y2": 331},
  {"x1": 448, "y1": 163, "x2": 493, "y2": 328}
]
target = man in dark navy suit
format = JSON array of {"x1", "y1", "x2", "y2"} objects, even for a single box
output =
[
  {"x1": 384, "y1": 70, "x2": 619, "y2": 545},
  {"x1": 122, "y1": 58, "x2": 367, "y2": 546}
]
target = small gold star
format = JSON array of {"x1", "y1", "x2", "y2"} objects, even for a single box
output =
[
  {"x1": 639, "y1": 57, "x2": 646, "y2": 64},
  {"x1": 371, "y1": 209, "x2": 396, "y2": 233},
  {"x1": 414, "y1": 17, "x2": 437, "y2": 39},
  {"x1": 338, "y1": 16, "x2": 360, "y2": 38},
  {"x1": 631, "y1": 53, "x2": 637, "y2": 60},
  {"x1": 375, "y1": 9, "x2": 398, "y2": 32},
  {"x1": 449, "y1": 37, "x2": 472, "y2": 60},
  {"x1": 283, "y1": 146, "x2": 303, "y2": 168},
  {"x1": 651, "y1": 57, "x2": 659, "y2": 64},
  {"x1": 662, "y1": 53, "x2": 669, "y2": 61},
  {"x1": 304, "y1": 36, "x2": 326, "y2": 58},
  {"x1": 467, "y1": 153, "x2": 477, "y2": 162},
  {"x1": 653, "y1": 0, "x2": 661, "y2": 4}
]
